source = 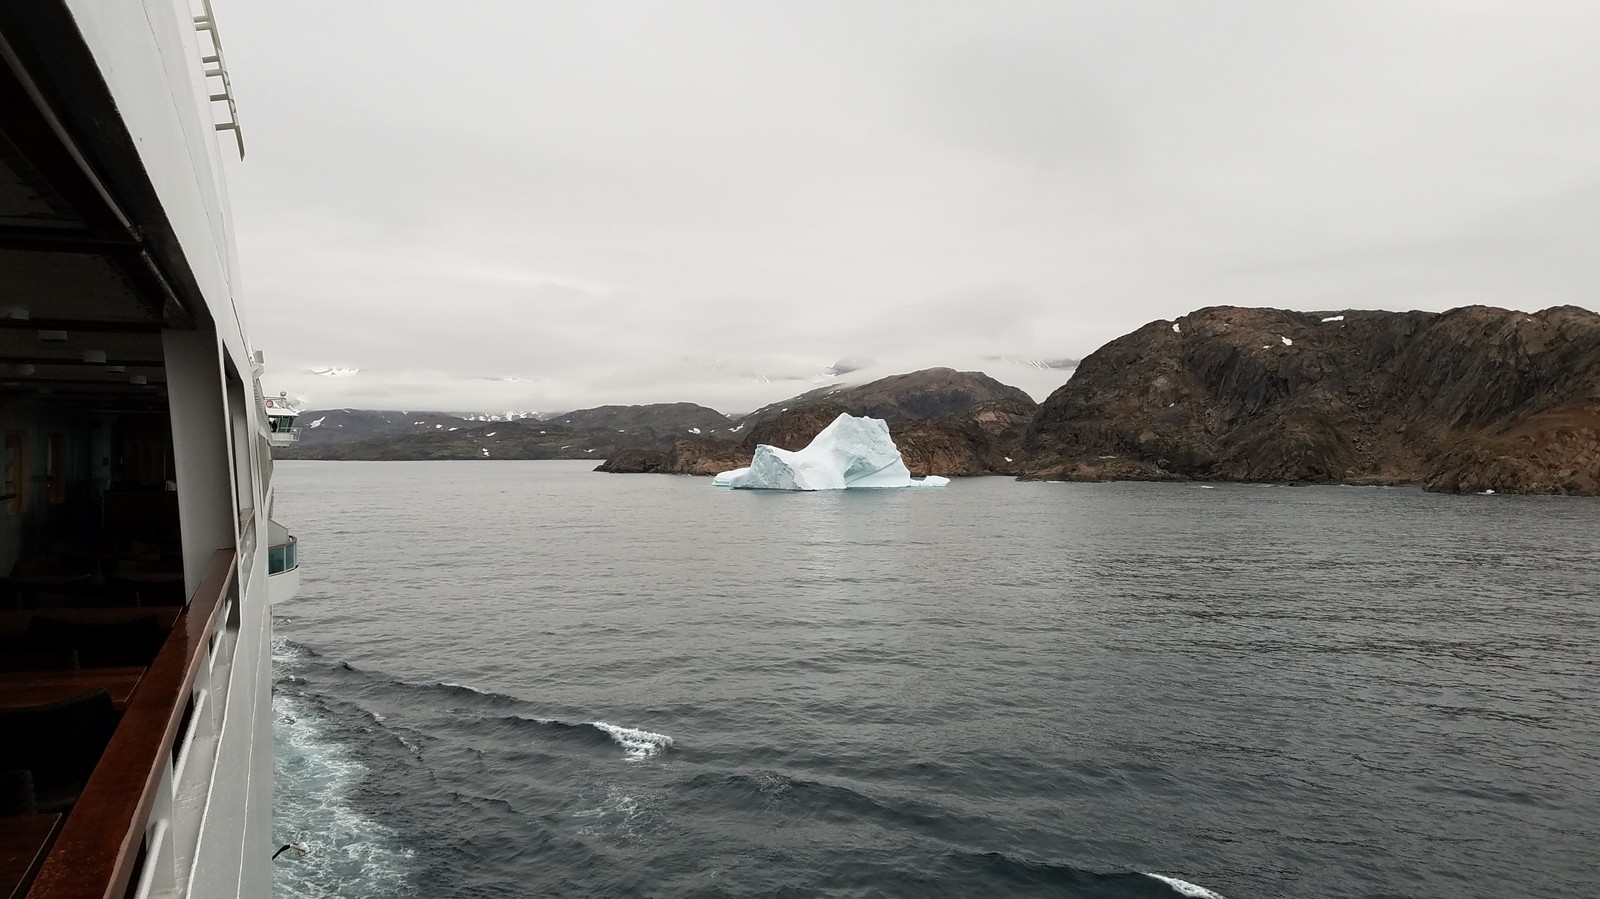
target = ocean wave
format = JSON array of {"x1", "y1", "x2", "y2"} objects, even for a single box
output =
[
  {"x1": 275, "y1": 639, "x2": 676, "y2": 770},
  {"x1": 686, "y1": 771, "x2": 953, "y2": 834},
  {"x1": 469, "y1": 714, "x2": 676, "y2": 761},
  {"x1": 1144, "y1": 872, "x2": 1229, "y2": 898},
  {"x1": 271, "y1": 634, "x2": 322, "y2": 661},
  {"x1": 274, "y1": 687, "x2": 415, "y2": 897},
  {"x1": 935, "y1": 849, "x2": 1152, "y2": 893},
  {"x1": 278, "y1": 642, "x2": 533, "y2": 711},
  {"x1": 430, "y1": 680, "x2": 525, "y2": 705},
  {"x1": 364, "y1": 674, "x2": 535, "y2": 710},
  {"x1": 924, "y1": 849, "x2": 1239, "y2": 898},
  {"x1": 591, "y1": 721, "x2": 675, "y2": 759},
  {"x1": 436, "y1": 681, "x2": 493, "y2": 695}
]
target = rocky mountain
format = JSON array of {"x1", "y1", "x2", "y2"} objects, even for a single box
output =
[
  {"x1": 282, "y1": 310, "x2": 1599, "y2": 494},
  {"x1": 283, "y1": 409, "x2": 472, "y2": 455},
  {"x1": 1018, "y1": 305, "x2": 1600, "y2": 494},
  {"x1": 598, "y1": 372, "x2": 1040, "y2": 477},
  {"x1": 738, "y1": 368, "x2": 1035, "y2": 429},
  {"x1": 597, "y1": 440, "x2": 749, "y2": 476},
  {"x1": 283, "y1": 417, "x2": 680, "y2": 462},
  {"x1": 282, "y1": 402, "x2": 732, "y2": 461},
  {"x1": 734, "y1": 399, "x2": 1036, "y2": 477},
  {"x1": 542, "y1": 402, "x2": 730, "y2": 434}
]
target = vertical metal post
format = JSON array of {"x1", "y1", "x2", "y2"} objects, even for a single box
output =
[{"x1": 134, "y1": 762, "x2": 179, "y2": 897}]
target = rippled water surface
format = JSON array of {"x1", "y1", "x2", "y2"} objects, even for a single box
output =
[{"x1": 270, "y1": 461, "x2": 1600, "y2": 898}]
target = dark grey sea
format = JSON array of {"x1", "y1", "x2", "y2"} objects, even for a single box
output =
[{"x1": 270, "y1": 461, "x2": 1600, "y2": 898}]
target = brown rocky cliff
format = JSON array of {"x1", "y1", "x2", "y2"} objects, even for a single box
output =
[
  {"x1": 660, "y1": 438, "x2": 753, "y2": 476},
  {"x1": 737, "y1": 401, "x2": 1036, "y2": 477},
  {"x1": 1019, "y1": 305, "x2": 1600, "y2": 494},
  {"x1": 893, "y1": 398, "x2": 1036, "y2": 476},
  {"x1": 740, "y1": 368, "x2": 1036, "y2": 427},
  {"x1": 604, "y1": 369, "x2": 1041, "y2": 477},
  {"x1": 595, "y1": 447, "x2": 666, "y2": 473},
  {"x1": 742, "y1": 405, "x2": 852, "y2": 451},
  {"x1": 596, "y1": 438, "x2": 753, "y2": 475},
  {"x1": 619, "y1": 399, "x2": 1035, "y2": 478}
]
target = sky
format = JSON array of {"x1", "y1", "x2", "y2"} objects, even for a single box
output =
[{"x1": 219, "y1": 0, "x2": 1600, "y2": 415}]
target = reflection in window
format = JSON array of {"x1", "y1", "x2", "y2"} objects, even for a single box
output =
[
  {"x1": 48, "y1": 433, "x2": 66, "y2": 505},
  {"x1": 5, "y1": 431, "x2": 26, "y2": 515}
]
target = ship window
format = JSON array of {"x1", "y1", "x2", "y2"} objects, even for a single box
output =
[
  {"x1": 4, "y1": 431, "x2": 26, "y2": 515},
  {"x1": 226, "y1": 368, "x2": 254, "y2": 515},
  {"x1": 47, "y1": 433, "x2": 66, "y2": 504}
]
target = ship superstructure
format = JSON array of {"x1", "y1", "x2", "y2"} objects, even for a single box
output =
[{"x1": 1, "y1": 1, "x2": 290, "y2": 896}]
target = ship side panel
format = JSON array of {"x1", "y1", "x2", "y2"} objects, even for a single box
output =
[
  {"x1": 185, "y1": 554, "x2": 273, "y2": 899},
  {"x1": 2, "y1": 2, "x2": 277, "y2": 897},
  {"x1": 242, "y1": 559, "x2": 275, "y2": 897},
  {"x1": 61, "y1": 0, "x2": 242, "y2": 344}
]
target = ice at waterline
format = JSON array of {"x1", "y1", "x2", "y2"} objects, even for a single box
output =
[{"x1": 712, "y1": 413, "x2": 951, "y2": 491}]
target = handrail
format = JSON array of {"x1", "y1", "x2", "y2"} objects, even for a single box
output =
[
  {"x1": 26, "y1": 548, "x2": 237, "y2": 899},
  {"x1": 267, "y1": 535, "x2": 297, "y2": 575}
]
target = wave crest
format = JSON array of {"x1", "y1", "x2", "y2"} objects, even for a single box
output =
[
  {"x1": 1145, "y1": 873, "x2": 1228, "y2": 898},
  {"x1": 591, "y1": 721, "x2": 674, "y2": 759}
]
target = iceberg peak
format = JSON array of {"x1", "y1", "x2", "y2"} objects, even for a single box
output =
[{"x1": 712, "y1": 413, "x2": 950, "y2": 490}]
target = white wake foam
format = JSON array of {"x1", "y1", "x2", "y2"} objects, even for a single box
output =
[
  {"x1": 591, "y1": 721, "x2": 674, "y2": 760},
  {"x1": 273, "y1": 678, "x2": 415, "y2": 896},
  {"x1": 1144, "y1": 873, "x2": 1228, "y2": 898}
]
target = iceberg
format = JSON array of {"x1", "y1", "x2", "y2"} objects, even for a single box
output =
[{"x1": 712, "y1": 413, "x2": 950, "y2": 490}]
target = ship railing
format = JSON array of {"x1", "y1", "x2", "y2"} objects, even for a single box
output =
[
  {"x1": 268, "y1": 535, "x2": 297, "y2": 575},
  {"x1": 25, "y1": 546, "x2": 239, "y2": 899}
]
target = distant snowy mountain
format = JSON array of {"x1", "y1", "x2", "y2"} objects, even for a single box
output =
[
  {"x1": 542, "y1": 403, "x2": 730, "y2": 434},
  {"x1": 987, "y1": 355, "x2": 1079, "y2": 372},
  {"x1": 283, "y1": 408, "x2": 471, "y2": 452},
  {"x1": 458, "y1": 411, "x2": 543, "y2": 422}
]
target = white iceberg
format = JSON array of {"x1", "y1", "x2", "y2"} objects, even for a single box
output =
[{"x1": 712, "y1": 413, "x2": 950, "y2": 490}]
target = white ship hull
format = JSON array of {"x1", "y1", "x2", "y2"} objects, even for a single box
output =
[{"x1": 1, "y1": 1, "x2": 288, "y2": 896}]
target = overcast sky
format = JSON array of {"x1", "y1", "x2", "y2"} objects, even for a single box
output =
[{"x1": 220, "y1": 0, "x2": 1600, "y2": 414}]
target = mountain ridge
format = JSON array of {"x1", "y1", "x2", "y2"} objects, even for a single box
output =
[
  {"x1": 278, "y1": 306, "x2": 1600, "y2": 495},
  {"x1": 1018, "y1": 304, "x2": 1600, "y2": 494}
]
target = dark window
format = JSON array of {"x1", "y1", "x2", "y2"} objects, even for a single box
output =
[{"x1": 4, "y1": 431, "x2": 27, "y2": 515}]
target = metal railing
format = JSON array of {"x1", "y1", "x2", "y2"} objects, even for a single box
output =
[
  {"x1": 26, "y1": 548, "x2": 237, "y2": 899},
  {"x1": 268, "y1": 535, "x2": 297, "y2": 575}
]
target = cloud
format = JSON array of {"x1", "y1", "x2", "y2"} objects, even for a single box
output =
[{"x1": 223, "y1": 0, "x2": 1600, "y2": 414}]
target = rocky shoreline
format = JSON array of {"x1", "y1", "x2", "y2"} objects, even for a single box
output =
[
  {"x1": 1016, "y1": 305, "x2": 1599, "y2": 495},
  {"x1": 289, "y1": 305, "x2": 1600, "y2": 496}
]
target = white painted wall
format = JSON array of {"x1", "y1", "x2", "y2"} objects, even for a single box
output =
[
  {"x1": 62, "y1": 0, "x2": 252, "y2": 360},
  {"x1": 162, "y1": 328, "x2": 234, "y2": 592},
  {"x1": 51, "y1": 5, "x2": 280, "y2": 896},
  {"x1": 185, "y1": 581, "x2": 266, "y2": 897}
]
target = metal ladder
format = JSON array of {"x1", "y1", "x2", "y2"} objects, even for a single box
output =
[{"x1": 193, "y1": 0, "x2": 245, "y2": 160}]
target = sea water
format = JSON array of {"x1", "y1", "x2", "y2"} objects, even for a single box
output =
[{"x1": 270, "y1": 461, "x2": 1600, "y2": 898}]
